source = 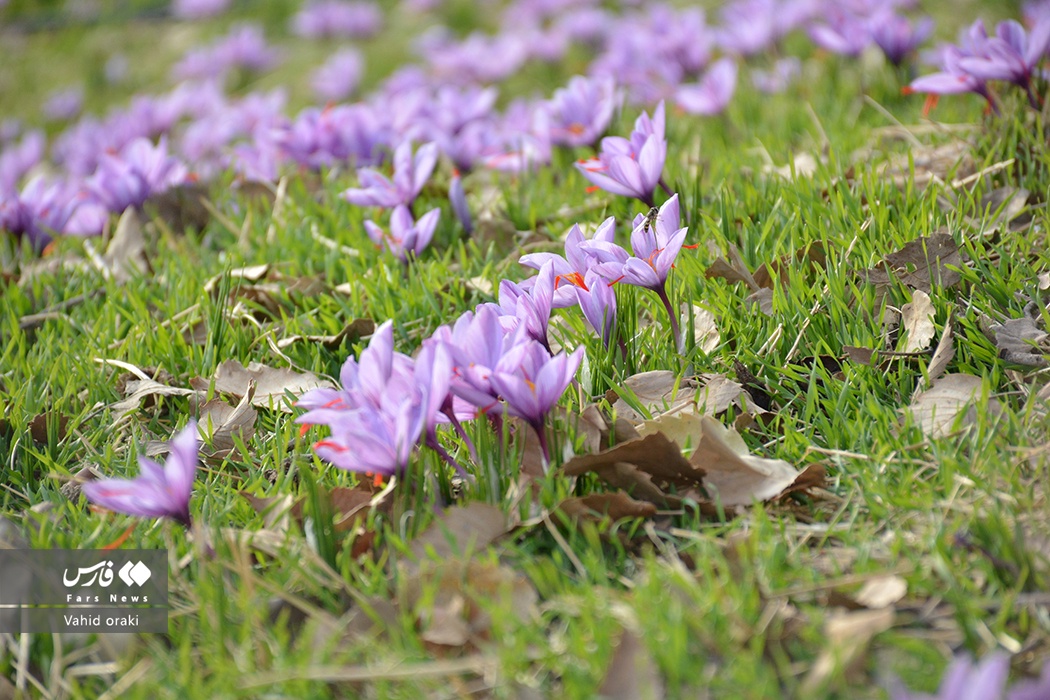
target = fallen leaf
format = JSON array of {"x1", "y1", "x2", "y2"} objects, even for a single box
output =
[
  {"x1": 899, "y1": 289, "x2": 937, "y2": 352},
  {"x1": 705, "y1": 244, "x2": 760, "y2": 291},
  {"x1": 197, "y1": 383, "x2": 258, "y2": 457},
  {"x1": 27, "y1": 411, "x2": 69, "y2": 444},
  {"x1": 985, "y1": 301, "x2": 1049, "y2": 368},
  {"x1": 905, "y1": 373, "x2": 998, "y2": 438},
  {"x1": 409, "y1": 503, "x2": 510, "y2": 569},
  {"x1": 853, "y1": 575, "x2": 907, "y2": 609},
  {"x1": 405, "y1": 559, "x2": 538, "y2": 651},
  {"x1": 753, "y1": 241, "x2": 827, "y2": 289},
  {"x1": 686, "y1": 304, "x2": 720, "y2": 353},
  {"x1": 866, "y1": 232, "x2": 965, "y2": 293},
  {"x1": 597, "y1": 629, "x2": 665, "y2": 700},
  {"x1": 926, "y1": 316, "x2": 955, "y2": 382},
  {"x1": 761, "y1": 152, "x2": 821, "y2": 180},
  {"x1": 801, "y1": 607, "x2": 895, "y2": 694},
  {"x1": 843, "y1": 346, "x2": 874, "y2": 365},
  {"x1": 102, "y1": 208, "x2": 150, "y2": 283},
  {"x1": 109, "y1": 378, "x2": 200, "y2": 421},
  {"x1": 562, "y1": 432, "x2": 705, "y2": 501},
  {"x1": 688, "y1": 416, "x2": 821, "y2": 507},
  {"x1": 276, "y1": 318, "x2": 375, "y2": 350},
  {"x1": 144, "y1": 182, "x2": 212, "y2": 233},
  {"x1": 242, "y1": 483, "x2": 390, "y2": 537},
  {"x1": 606, "y1": 370, "x2": 696, "y2": 423},
  {"x1": 556, "y1": 492, "x2": 658, "y2": 524},
  {"x1": 747, "y1": 287, "x2": 774, "y2": 316},
  {"x1": 191, "y1": 360, "x2": 334, "y2": 412},
  {"x1": 874, "y1": 139, "x2": 973, "y2": 189}
]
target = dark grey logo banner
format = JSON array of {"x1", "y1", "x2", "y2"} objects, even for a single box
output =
[{"x1": 0, "y1": 549, "x2": 168, "y2": 633}]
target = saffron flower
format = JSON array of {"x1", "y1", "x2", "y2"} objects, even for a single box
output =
[
  {"x1": 489, "y1": 340, "x2": 584, "y2": 462},
  {"x1": 291, "y1": 0, "x2": 382, "y2": 39},
  {"x1": 495, "y1": 261, "x2": 556, "y2": 351},
  {"x1": 888, "y1": 652, "x2": 1050, "y2": 700},
  {"x1": 364, "y1": 205, "x2": 440, "y2": 263},
  {"x1": 547, "y1": 75, "x2": 618, "y2": 148},
  {"x1": 957, "y1": 18, "x2": 1050, "y2": 107},
  {"x1": 342, "y1": 140, "x2": 438, "y2": 209},
  {"x1": 172, "y1": 0, "x2": 229, "y2": 19},
  {"x1": 87, "y1": 136, "x2": 188, "y2": 214},
  {"x1": 674, "y1": 57, "x2": 738, "y2": 116},
  {"x1": 582, "y1": 194, "x2": 689, "y2": 349},
  {"x1": 81, "y1": 421, "x2": 199, "y2": 528},
  {"x1": 870, "y1": 13, "x2": 935, "y2": 66},
  {"x1": 310, "y1": 49, "x2": 364, "y2": 103},
  {"x1": 449, "y1": 170, "x2": 473, "y2": 234},
  {"x1": 519, "y1": 217, "x2": 617, "y2": 308},
  {"x1": 575, "y1": 101, "x2": 666, "y2": 207},
  {"x1": 575, "y1": 268, "x2": 618, "y2": 348}
]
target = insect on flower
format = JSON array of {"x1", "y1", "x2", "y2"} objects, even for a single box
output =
[{"x1": 641, "y1": 206, "x2": 660, "y2": 234}]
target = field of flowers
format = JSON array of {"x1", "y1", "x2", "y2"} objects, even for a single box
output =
[{"x1": 2, "y1": 0, "x2": 1050, "y2": 697}]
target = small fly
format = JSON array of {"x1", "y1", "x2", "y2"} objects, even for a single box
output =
[{"x1": 641, "y1": 206, "x2": 660, "y2": 234}]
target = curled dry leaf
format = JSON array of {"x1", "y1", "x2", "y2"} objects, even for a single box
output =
[
  {"x1": 753, "y1": 241, "x2": 827, "y2": 289},
  {"x1": 27, "y1": 411, "x2": 70, "y2": 444},
  {"x1": 197, "y1": 383, "x2": 258, "y2": 457},
  {"x1": 243, "y1": 483, "x2": 390, "y2": 540},
  {"x1": 101, "y1": 207, "x2": 151, "y2": 283},
  {"x1": 801, "y1": 607, "x2": 895, "y2": 695},
  {"x1": 688, "y1": 415, "x2": 823, "y2": 507},
  {"x1": 684, "y1": 304, "x2": 720, "y2": 353},
  {"x1": 606, "y1": 370, "x2": 697, "y2": 423},
  {"x1": 926, "y1": 315, "x2": 955, "y2": 383},
  {"x1": 597, "y1": 629, "x2": 665, "y2": 700},
  {"x1": 556, "y1": 492, "x2": 658, "y2": 524},
  {"x1": 190, "y1": 360, "x2": 334, "y2": 412},
  {"x1": 873, "y1": 139, "x2": 973, "y2": 189},
  {"x1": 984, "y1": 301, "x2": 1049, "y2": 368},
  {"x1": 864, "y1": 232, "x2": 965, "y2": 294},
  {"x1": 705, "y1": 243, "x2": 760, "y2": 292},
  {"x1": 899, "y1": 289, "x2": 937, "y2": 353},
  {"x1": 276, "y1": 318, "x2": 375, "y2": 350},
  {"x1": 408, "y1": 503, "x2": 510, "y2": 572},
  {"x1": 905, "y1": 373, "x2": 999, "y2": 438},
  {"x1": 109, "y1": 377, "x2": 200, "y2": 421},
  {"x1": 853, "y1": 575, "x2": 907, "y2": 609},
  {"x1": 405, "y1": 559, "x2": 538, "y2": 652}
]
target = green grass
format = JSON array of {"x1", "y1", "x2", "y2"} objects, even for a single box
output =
[{"x1": 3, "y1": 1, "x2": 1050, "y2": 698}]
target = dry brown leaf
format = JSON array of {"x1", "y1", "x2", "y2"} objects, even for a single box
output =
[
  {"x1": 985, "y1": 301, "x2": 1049, "y2": 368},
  {"x1": 109, "y1": 378, "x2": 200, "y2": 421},
  {"x1": 191, "y1": 360, "x2": 334, "y2": 412},
  {"x1": 197, "y1": 384, "x2": 258, "y2": 456},
  {"x1": 926, "y1": 316, "x2": 955, "y2": 382},
  {"x1": 801, "y1": 607, "x2": 895, "y2": 694},
  {"x1": 405, "y1": 559, "x2": 538, "y2": 651},
  {"x1": 853, "y1": 575, "x2": 907, "y2": 609},
  {"x1": 556, "y1": 492, "x2": 658, "y2": 523},
  {"x1": 276, "y1": 318, "x2": 375, "y2": 350},
  {"x1": 874, "y1": 140, "x2": 973, "y2": 189},
  {"x1": 905, "y1": 373, "x2": 998, "y2": 438},
  {"x1": 686, "y1": 304, "x2": 720, "y2": 353},
  {"x1": 597, "y1": 629, "x2": 665, "y2": 700},
  {"x1": 408, "y1": 503, "x2": 510, "y2": 568},
  {"x1": 746, "y1": 287, "x2": 774, "y2": 316},
  {"x1": 102, "y1": 208, "x2": 150, "y2": 283},
  {"x1": 27, "y1": 411, "x2": 69, "y2": 444},
  {"x1": 240, "y1": 492, "x2": 296, "y2": 533},
  {"x1": 753, "y1": 241, "x2": 827, "y2": 289},
  {"x1": 842, "y1": 346, "x2": 875, "y2": 365},
  {"x1": 899, "y1": 289, "x2": 937, "y2": 352},
  {"x1": 866, "y1": 232, "x2": 965, "y2": 293},
  {"x1": 561, "y1": 432, "x2": 705, "y2": 504},
  {"x1": 607, "y1": 370, "x2": 696, "y2": 423},
  {"x1": 688, "y1": 416, "x2": 819, "y2": 507}
]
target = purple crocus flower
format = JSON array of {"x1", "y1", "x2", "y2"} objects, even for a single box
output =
[
  {"x1": 81, "y1": 421, "x2": 199, "y2": 528},
  {"x1": 291, "y1": 0, "x2": 382, "y2": 39},
  {"x1": 364, "y1": 205, "x2": 440, "y2": 263},
  {"x1": 87, "y1": 136, "x2": 188, "y2": 213},
  {"x1": 808, "y1": 9, "x2": 873, "y2": 57},
  {"x1": 547, "y1": 75, "x2": 619, "y2": 148},
  {"x1": 0, "y1": 129, "x2": 45, "y2": 193},
  {"x1": 275, "y1": 103, "x2": 385, "y2": 170},
  {"x1": 437, "y1": 305, "x2": 526, "y2": 415},
  {"x1": 172, "y1": 0, "x2": 229, "y2": 19},
  {"x1": 582, "y1": 194, "x2": 689, "y2": 349},
  {"x1": 675, "y1": 57, "x2": 738, "y2": 116},
  {"x1": 1, "y1": 176, "x2": 104, "y2": 250},
  {"x1": 43, "y1": 87, "x2": 84, "y2": 122},
  {"x1": 575, "y1": 101, "x2": 666, "y2": 207},
  {"x1": 449, "y1": 170, "x2": 472, "y2": 234},
  {"x1": 870, "y1": 13, "x2": 935, "y2": 66},
  {"x1": 906, "y1": 46, "x2": 995, "y2": 111},
  {"x1": 958, "y1": 18, "x2": 1050, "y2": 107},
  {"x1": 751, "y1": 57, "x2": 801, "y2": 94},
  {"x1": 890, "y1": 652, "x2": 1050, "y2": 700},
  {"x1": 519, "y1": 216, "x2": 616, "y2": 308},
  {"x1": 311, "y1": 49, "x2": 364, "y2": 103},
  {"x1": 342, "y1": 140, "x2": 438, "y2": 208},
  {"x1": 314, "y1": 397, "x2": 428, "y2": 477},
  {"x1": 489, "y1": 340, "x2": 584, "y2": 461},
  {"x1": 495, "y1": 260, "x2": 556, "y2": 351},
  {"x1": 575, "y1": 268, "x2": 617, "y2": 348}
]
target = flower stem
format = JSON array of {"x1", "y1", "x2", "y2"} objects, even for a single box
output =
[
  {"x1": 427, "y1": 433, "x2": 470, "y2": 481},
  {"x1": 655, "y1": 283, "x2": 682, "y2": 353},
  {"x1": 534, "y1": 422, "x2": 551, "y2": 473},
  {"x1": 442, "y1": 402, "x2": 479, "y2": 464}
]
